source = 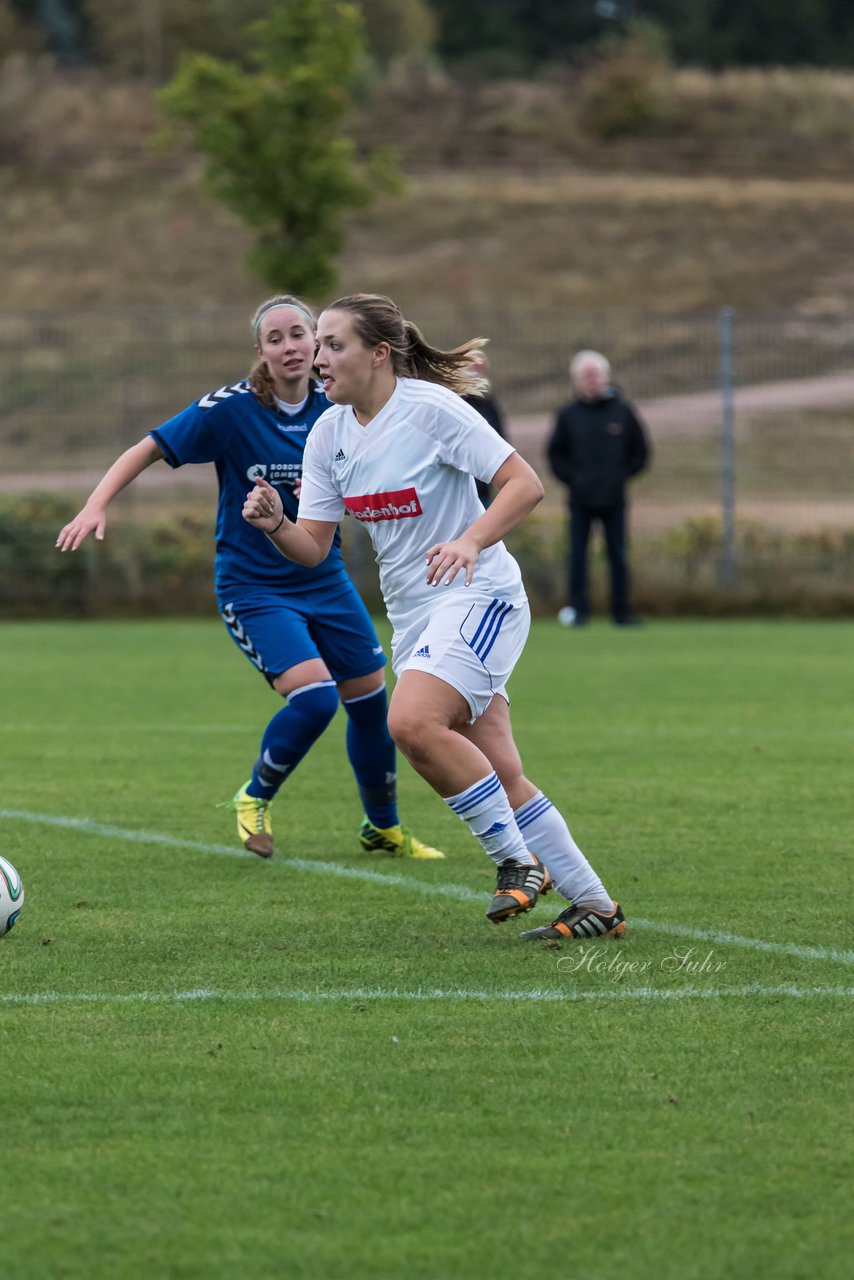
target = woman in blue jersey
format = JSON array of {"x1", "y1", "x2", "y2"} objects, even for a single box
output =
[{"x1": 56, "y1": 294, "x2": 444, "y2": 861}]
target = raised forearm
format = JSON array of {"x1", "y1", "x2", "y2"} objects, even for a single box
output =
[
  {"x1": 56, "y1": 436, "x2": 163, "y2": 551},
  {"x1": 423, "y1": 461, "x2": 544, "y2": 588},
  {"x1": 265, "y1": 515, "x2": 330, "y2": 567},
  {"x1": 242, "y1": 476, "x2": 335, "y2": 566},
  {"x1": 86, "y1": 438, "x2": 163, "y2": 508},
  {"x1": 467, "y1": 465, "x2": 544, "y2": 551}
]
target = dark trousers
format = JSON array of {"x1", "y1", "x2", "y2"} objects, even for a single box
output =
[{"x1": 568, "y1": 503, "x2": 633, "y2": 623}]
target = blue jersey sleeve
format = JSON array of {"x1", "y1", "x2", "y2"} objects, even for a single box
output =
[
  {"x1": 150, "y1": 383, "x2": 252, "y2": 468},
  {"x1": 146, "y1": 379, "x2": 350, "y2": 600}
]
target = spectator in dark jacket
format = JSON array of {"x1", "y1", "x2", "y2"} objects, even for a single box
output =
[
  {"x1": 547, "y1": 350, "x2": 650, "y2": 627},
  {"x1": 462, "y1": 353, "x2": 509, "y2": 506}
]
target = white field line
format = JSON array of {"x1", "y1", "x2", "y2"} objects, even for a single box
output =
[
  {"x1": 1, "y1": 984, "x2": 852, "y2": 1009},
  {"x1": 1, "y1": 807, "x2": 482, "y2": 904},
  {"x1": 3, "y1": 807, "x2": 853, "y2": 968}
]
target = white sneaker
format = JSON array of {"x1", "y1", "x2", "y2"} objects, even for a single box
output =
[{"x1": 557, "y1": 607, "x2": 577, "y2": 626}]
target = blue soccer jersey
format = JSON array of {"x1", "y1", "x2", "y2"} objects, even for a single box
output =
[{"x1": 150, "y1": 379, "x2": 348, "y2": 600}]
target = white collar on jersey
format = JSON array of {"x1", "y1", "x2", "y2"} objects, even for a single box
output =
[{"x1": 274, "y1": 391, "x2": 309, "y2": 416}]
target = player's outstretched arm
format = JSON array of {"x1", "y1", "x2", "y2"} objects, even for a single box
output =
[
  {"x1": 242, "y1": 476, "x2": 335, "y2": 568},
  {"x1": 425, "y1": 452, "x2": 544, "y2": 587},
  {"x1": 56, "y1": 437, "x2": 165, "y2": 552}
]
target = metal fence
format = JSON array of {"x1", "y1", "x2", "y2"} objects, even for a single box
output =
[
  {"x1": 4, "y1": 302, "x2": 854, "y2": 420},
  {"x1": 1, "y1": 305, "x2": 853, "y2": 610}
]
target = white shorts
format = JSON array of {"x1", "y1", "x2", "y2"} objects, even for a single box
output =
[{"x1": 394, "y1": 594, "x2": 531, "y2": 722}]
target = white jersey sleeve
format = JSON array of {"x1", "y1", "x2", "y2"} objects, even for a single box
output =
[
  {"x1": 298, "y1": 413, "x2": 346, "y2": 523},
  {"x1": 420, "y1": 388, "x2": 515, "y2": 483}
]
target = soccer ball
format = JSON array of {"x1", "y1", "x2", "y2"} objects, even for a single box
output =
[{"x1": 0, "y1": 856, "x2": 24, "y2": 936}]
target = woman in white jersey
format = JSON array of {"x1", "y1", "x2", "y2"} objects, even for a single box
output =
[{"x1": 243, "y1": 293, "x2": 625, "y2": 941}]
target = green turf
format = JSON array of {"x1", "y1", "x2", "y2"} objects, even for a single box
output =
[{"x1": 1, "y1": 619, "x2": 852, "y2": 1280}]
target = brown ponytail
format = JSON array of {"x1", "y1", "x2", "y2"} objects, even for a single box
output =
[{"x1": 324, "y1": 294, "x2": 489, "y2": 396}]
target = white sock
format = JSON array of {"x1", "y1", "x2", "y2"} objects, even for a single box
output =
[
  {"x1": 514, "y1": 792, "x2": 613, "y2": 910},
  {"x1": 444, "y1": 772, "x2": 535, "y2": 867}
]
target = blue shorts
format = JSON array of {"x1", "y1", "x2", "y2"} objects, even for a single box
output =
[{"x1": 218, "y1": 578, "x2": 387, "y2": 687}]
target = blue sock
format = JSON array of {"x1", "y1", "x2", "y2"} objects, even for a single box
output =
[
  {"x1": 342, "y1": 686, "x2": 399, "y2": 829},
  {"x1": 248, "y1": 681, "x2": 339, "y2": 801}
]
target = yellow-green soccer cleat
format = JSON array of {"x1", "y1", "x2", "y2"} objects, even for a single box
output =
[
  {"x1": 224, "y1": 781, "x2": 274, "y2": 858},
  {"x1": 358, "y1": 818, "x2": 446, "y2": 860}
]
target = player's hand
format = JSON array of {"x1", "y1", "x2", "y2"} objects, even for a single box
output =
[
  {"x1": 243, "y1": 476, "x2": 284, "y2": 532},
  {"x1": 425, "y1": 536, "x2": 480, "y2": 587},
  {"x1": 56, "y1": 507, "x2": 107, "y2": 552}
]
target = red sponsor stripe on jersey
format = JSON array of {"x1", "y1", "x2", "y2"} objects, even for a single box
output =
[{"x1": 343, "y1": 487, "x2": 422, "y2": 522}]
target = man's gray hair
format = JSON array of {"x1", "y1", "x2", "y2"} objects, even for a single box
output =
[{"x1": 569, "y1": 350, "x2": 611, "y2": 381}]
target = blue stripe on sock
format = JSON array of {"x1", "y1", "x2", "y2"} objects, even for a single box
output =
[
  {"x1": 447, "y1": 772, "x2": 501, "y2": 816},
  {"x1": 456, "y1": 773, "x2": 500, "y2": 805},
  {"x1": 516, "y1": 797, "x2": 553, "y2": 829},
  {"x1": 448, "y1": 777, "x2": 501, "y2": 817},
  {"x1": 515, "y1": 793, "x2": 551, "y2": 821}
]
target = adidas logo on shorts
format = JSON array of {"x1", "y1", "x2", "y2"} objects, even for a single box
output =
[{"x1": 414, "y1": 645, "x2": 431, "y2": 659}]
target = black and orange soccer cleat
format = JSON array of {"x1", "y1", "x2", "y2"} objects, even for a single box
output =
[
  {"x1": 485, "y1": 855, "x2": 551, "y2": 923},
  {"x1": 519, "y1": 901, "x2": 626, "y2": 942}
]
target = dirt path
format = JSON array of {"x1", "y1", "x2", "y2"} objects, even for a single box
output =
[
  {"x1": 508, "y1": 369, "x2": 854, "y2": 452},
  {"x1": 6, "y1": 370, "x2": 854, "y2": 530},
  {"x1": 507, "y1": 371, "x2": 854, "y2": 530},
  {"x1": 630, "y1": 498, "x2": 854, "y2": 533}
]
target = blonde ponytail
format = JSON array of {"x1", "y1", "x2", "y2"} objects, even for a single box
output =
[{"x1": 324, "y1": 294, "x2": 489, "y2": 396}]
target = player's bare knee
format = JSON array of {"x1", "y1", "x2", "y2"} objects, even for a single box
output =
[{"x1": 386, "y1": 707, "x2": 438, "y2": 762}]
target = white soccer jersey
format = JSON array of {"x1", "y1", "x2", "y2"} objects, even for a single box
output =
[{"x1": 298, "y1": 377, "x2": 527, "y2": 660}]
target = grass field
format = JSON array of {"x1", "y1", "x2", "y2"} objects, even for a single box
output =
[{"x1": 1, "y1": 618, "x2": 852, "y2": 1280}]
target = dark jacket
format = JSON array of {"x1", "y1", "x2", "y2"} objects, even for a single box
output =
[
  {"x1": 463, "y1": 392, "x2": 508, "y2": 503},
  {"x1": 546, "y1": 388, "x2": 650, "y2": 507}
]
